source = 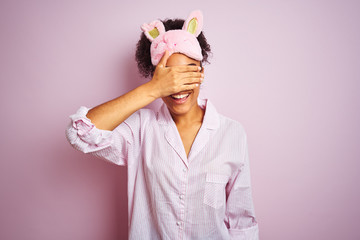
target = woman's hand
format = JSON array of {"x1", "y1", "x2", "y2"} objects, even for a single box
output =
[{"x1": 148, "y1": 50, "x2": 204, "y2": 99}]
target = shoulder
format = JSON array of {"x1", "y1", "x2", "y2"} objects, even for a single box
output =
[
  {"x1": 218, "y1": 114, "x2": 247, "y2": 137},
  {"x1": 204, "y1": 99, "x2": 247, "y2": 140}
]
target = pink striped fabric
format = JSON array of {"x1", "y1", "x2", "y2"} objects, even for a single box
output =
[{"x1": 65, "y1": 98, "x2": 259, "y2": 239}]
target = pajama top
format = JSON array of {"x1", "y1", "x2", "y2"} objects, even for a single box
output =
[{"x1": 65, "y1": 98, "x2": 259, "y2": 240}]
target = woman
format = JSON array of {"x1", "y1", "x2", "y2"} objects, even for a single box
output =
[{"x1": 66, "y1": 10, "x2": 259, "y2": 239}]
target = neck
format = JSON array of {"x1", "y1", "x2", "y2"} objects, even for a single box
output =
[{"x1": 170, "y1": 104, "x2": 205, "y2": 126}]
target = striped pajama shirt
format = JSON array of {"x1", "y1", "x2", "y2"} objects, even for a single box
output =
[{"x1": 66, "y1": 98, "x2": 259, "y2": 239}]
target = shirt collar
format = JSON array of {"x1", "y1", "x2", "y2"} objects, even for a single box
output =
[{"x1": 156, "y1": 98, "x2": 220, "y2": 130}]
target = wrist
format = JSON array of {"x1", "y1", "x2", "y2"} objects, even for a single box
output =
[{"x1": 142, "y1": 81, "x2": 160, "y2": 101}]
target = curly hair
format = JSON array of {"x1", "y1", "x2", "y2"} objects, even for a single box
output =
[{"x1": 135, "y1": 18, "x2": 212, "y2": 78}]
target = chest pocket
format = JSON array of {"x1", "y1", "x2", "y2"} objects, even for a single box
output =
[{"x1": 203, "y1": 173, "x2": 229, "y2": 209}]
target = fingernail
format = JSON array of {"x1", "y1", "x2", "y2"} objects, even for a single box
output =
[
  {"x1": 198, "y1": 66, "x2": 201, "y2": 71},
  {"x1": 201, "y1": 73, "x2": 204, "y2": 77}
]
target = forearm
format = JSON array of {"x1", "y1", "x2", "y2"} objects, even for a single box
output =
[
  {"x1": 86, "y1": 50, "x2": 202, "y2": 131},
  {"x1": 86, "y1": 82, "x2": 157, "y2": 131}
]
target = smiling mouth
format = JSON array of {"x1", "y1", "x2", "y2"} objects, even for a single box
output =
[
  {"x1": 170, "y1": 93, "x2": 190, "y2": 100},
  {"x1": 170, "y1": 92, "x2": 191, "y2": 104}
]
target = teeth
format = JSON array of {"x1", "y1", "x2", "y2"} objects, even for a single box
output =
[{"x1": 172, "y1": 93, "x2": 190, "y2": 99}]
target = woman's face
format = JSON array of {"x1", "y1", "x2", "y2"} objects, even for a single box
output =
[{"x1": 162, "y1": 53, "x2": 203, "y2": 117}]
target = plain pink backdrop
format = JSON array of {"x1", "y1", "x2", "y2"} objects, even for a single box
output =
[{"x1": 1, "y1": 1, "x2": 359, "y2": 239}]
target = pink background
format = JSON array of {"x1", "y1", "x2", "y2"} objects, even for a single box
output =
[{"x1": 1, "y1": 1, "x2": 359, "y2": 239}]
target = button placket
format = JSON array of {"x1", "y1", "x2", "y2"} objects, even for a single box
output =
[{"x1": 177, "y1": 166, "x2": 188, "y2": 234}]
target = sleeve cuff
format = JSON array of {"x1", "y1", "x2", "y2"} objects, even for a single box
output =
[{"x1": 68, "y1": 106, "x2": 112, "y2": 147}]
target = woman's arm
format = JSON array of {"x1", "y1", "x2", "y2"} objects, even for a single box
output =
[
  {"x1": 86, "y1": 50, "x2": 203, "y2": 131},
  {"x1": 65, "y1": 50, "x2": 202, "y2": 165},
  {"x1": 86, "y1": 81, "x2": 156, "y2": 131},
  {"x1": 224, "y1": 133, "x2": 259, "y2": 239}
]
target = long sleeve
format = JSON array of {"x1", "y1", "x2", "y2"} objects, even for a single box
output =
[
  {"x1": 224, "y1": 133, "x2": 259, "y2": 239},
  {"x1": 65, "y1": 106, "x2": 139, "y2": 166}
]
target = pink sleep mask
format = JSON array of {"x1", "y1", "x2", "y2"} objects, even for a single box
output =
[{"x1": 141, "y1": 10, "x2": 204, "y2": 66}]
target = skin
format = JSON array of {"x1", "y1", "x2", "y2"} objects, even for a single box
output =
[
  {"x1": 86, "y1": 50, "x2": 205, "y2": 156},
  {"x1": 163, "y1": 53, "x2": 205, "y2": 156},
  {"x1": 162, "y1": 53, "x2": 204, "y2": 123}
]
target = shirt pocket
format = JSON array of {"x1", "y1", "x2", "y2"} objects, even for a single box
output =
[{"x1": 203, "y1": 173, "x2": 229, "y2": 209}]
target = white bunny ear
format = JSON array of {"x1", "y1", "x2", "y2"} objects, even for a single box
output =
[
  {"x1": 141, "y1": 20, "x2": 165, "y2": 42},
  {"x1": 182, "y1": 10, "x2": 203, "y2": 37}
]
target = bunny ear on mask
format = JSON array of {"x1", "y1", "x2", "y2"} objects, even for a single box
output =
[
  {"x1": 141, "y1": 20, "x2": 165, "y2": 42},
  {"x1": 182, "y1": 10, "x2": 203, "y2": 37}
]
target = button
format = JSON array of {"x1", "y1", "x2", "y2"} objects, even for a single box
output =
[
  {"x1": 176, "y1": 221, "x2": 181, "y2": 226},
  {"x1": 182, "y1": 168, "x2": 187, "y2": 172},
  {"x1": 179, "y1": 195, "x2": 184, "y2": 199}
]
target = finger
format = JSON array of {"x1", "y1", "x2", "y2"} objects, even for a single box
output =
[
  {"x1": 179, "y1": 72, "x2": 204, "y2": 80},
  {"x1": 182, "y1": 77, "x2": 203, "y2": 85},
  {"x1": 180, "y1": 83, "x2": 200, "y2": 91},
  {"x1": 173, "y1": 65, "x2": 202, "y2": 73},
  {"x1": 157, "y1": 50, "x2": 170, "y2": 68},
  {"x1": 179, "y1": 72, "x2": 204, "y2": 82}
]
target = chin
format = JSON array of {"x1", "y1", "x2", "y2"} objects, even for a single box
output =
[{"x1": 168, "y1": 104, "x2": 193, "y2": 116}]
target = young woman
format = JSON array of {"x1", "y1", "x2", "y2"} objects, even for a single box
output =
[{"x1": 66, "y1": 10, "x2": 259, "y2": 240}]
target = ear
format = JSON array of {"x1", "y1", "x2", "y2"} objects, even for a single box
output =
[
  {"x1": 182, "y1": 10, "x2": 203, "y2": 37},
  {"x1": 141, "y1": 20, "x2": 165, "y2": 42}
]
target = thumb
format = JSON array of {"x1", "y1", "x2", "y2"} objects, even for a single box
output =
[{"x1": 157, "y1": 50, "x2": 170, "y2": 68}]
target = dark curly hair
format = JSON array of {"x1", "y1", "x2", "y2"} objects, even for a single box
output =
[{"x1": 135, "y1": 18, "x2": 212, "y2": 79}]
